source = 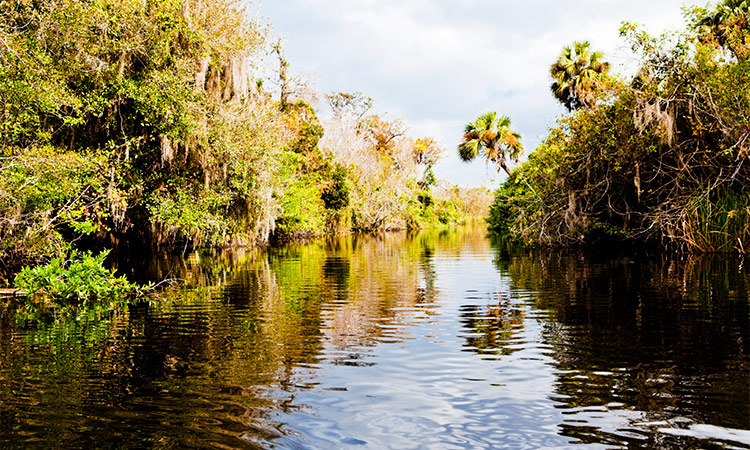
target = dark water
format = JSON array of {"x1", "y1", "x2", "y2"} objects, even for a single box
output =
[{"x1": 1, "y1": 228, "x2": 748, "y2": 449}]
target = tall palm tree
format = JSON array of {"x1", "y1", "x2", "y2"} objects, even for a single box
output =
[
  {"x1": 458, "y1": 112, "x2": 523, "y2": 176},
  {"x1": 696, "y1": 0, "x2": 750, "y2": 60},
  {"x1": 550, "y1": 41, "x2": 610, "y2": 111}
]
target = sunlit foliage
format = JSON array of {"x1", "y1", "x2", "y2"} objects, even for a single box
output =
[
  {"x1": 550, "y1": 41, "x2": 611, "y2": 111},
  {"x1": 458, "y1": 112, "x2": 523, "y2": 176},
  {"x1": 0, "y1": 0, "x2": 483, "y2": 286},
  {"x1": 490, "y1": 14, "x2": 750, "y2": 252}
]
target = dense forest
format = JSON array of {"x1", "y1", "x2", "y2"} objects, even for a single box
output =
[
  {"x1": 0, "y1": 0, "x2": 491, "y2": 284},
  {"x1": 487, "y1": 0, "x2": 749, "y2": 253},
  {"x1": 2, "y1": 0, "x2": 748, "y2": 298}
]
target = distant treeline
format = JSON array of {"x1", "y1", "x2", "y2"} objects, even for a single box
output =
[
  {"x1": 0, "y1": 0, "x2": 491, "y2": 282},
  {"x1": 488, "y1": 1, "x2": 749, "y2": 253}
]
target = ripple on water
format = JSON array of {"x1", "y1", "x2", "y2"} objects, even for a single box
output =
[{"x1": 1, "y1": 229, "x2": 747, "y2": 449}]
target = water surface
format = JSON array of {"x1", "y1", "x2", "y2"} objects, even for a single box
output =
[{"x1": 1, "y1": 228, "x2": 748, "y2": 449}]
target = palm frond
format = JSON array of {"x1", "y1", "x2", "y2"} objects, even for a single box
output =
[
  {"x1": 457, "y1": 112, "x2": 524, "y2": 176},
  {"x1": 475, "y1": 112, "x2": 497, "y2": 132},
  {"x1": 550, "y1": 40, "x2": 610, "y2": 110},
  {"x1": 458, "y1": 139, "x2": 481, "y2": 162}
]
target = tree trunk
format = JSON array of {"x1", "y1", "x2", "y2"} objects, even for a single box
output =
[{"x1": 498, "y1": 158, "x2": 512, "y2": 177}]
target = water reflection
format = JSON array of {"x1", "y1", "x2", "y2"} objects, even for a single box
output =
[
  {"x1": 0, "y1": 227, "x2": 748, "y2": 449},
  {"x1": 459, "y1": 293, "x2": 527, "y2": 358},
  {"x1": 491, "y1": 235, "x2": 749, "y2": 448}
]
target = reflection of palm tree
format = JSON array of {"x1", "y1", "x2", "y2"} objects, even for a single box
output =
[
  {"x1": 459, "y1": 293, "x2": 526, "y2": 357},
  {"x1": 550, "y1": 41, "x2": 610, "y2": 111},
  {"x1": 458, "y1": 112, "x2": 523, "y2": 176}
]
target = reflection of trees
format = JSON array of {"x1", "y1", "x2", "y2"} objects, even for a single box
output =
[
  {"x1": 491, "y1": 234, "x2": 749, "y2": 437},
  {"x1": 459, "y1": 293, "x2": 527, "y2": 357},
  {"x1": 2, "y1": 227, "x2": 478, "y2": 448},
  {"x1": 302, "y1": 231, "x2": 439, "y2": 350},
  {"x1": 448, "y1": 229, "x2": 532, "y2": 358},
  {"x1": 113, "y1": 247, "x2": 255, "y2": 288}
]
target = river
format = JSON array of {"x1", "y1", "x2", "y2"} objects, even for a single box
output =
[{"x1": 1, "y1": 227, "x2": 748, "y2": 449}]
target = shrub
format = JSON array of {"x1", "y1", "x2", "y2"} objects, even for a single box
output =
[
  {"x1": 14, "y1": 249, "x2": 143, "y2": 310},
  {"x1": 321, "y1": 165, "x2": 351, "y2": 211}
]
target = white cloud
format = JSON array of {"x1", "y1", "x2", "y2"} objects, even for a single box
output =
[{"x1": 261, "y1": 0, "x2": 688, "y2": 186}]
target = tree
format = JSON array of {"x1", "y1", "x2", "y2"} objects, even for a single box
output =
[
  {"x1": 413, "y1": 137, "x2": 443, "y2": 167},
  {"x1": 550, "y1": 41, "x2": 610, "y2": 111},
  {"x1": 458, "y1": 112, "x2": 523, "y2": 176},
  {"x1": 326, "y1": 92, "x2": 373, "y2": 119},
  {"x1": 414, "y1": 137, "x2": 443, "y2": 189},
  {"x1": 694, "y1": 0, "x2": 750, "y2": 60},
  {"x1": 273, "y1": 41, "x2": 291, "y2": 106}
]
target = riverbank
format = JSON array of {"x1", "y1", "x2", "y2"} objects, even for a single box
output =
[{"x1": 486, "y1": 10, "x2": 749, "y2": 253}]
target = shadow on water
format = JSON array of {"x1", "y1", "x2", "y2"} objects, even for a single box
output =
[{"x1": 488, "y1": 233, "x2": 750, "y2": 448}]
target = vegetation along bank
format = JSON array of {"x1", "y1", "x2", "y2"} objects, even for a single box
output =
[
  {"x1": 0, "y1": 0, "x2": 492, "y2": 287},
  {"x1": 2, "y1": 0, "x2": 748, "y2": 311},
  {"x1": 482, "y1": 0, "x2": 749, "y2": 253}
]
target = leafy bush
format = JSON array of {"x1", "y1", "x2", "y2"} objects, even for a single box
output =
[
  {"x1": 273, "y1": 152, "x2": 326, "y2": 239},
  {"x1": 14, "y1": 249, "x2": 143, "y2": 309},
  {"x1": 321, "y1": 166, "x2": 351, "y2": 211}
]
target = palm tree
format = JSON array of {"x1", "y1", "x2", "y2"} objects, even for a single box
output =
[
  {"x1": 550, "y1": 41, "x2": 610, "y2": 111},
  {"x1": 696, "y1": 0, "x2": 750, "y2": 60},
  {"x1": 458, "y1": 112, "x2": 523, "y2": 176}
]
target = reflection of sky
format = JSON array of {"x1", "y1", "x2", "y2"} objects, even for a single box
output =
[
  {"x1": 260, "y1": 0, "x2": 686, "y2": 187},
  {"x1": 5, "y1": 232, "x2": 747, "y2": 449},
  {"x1": 268, "y1": 230, "x2": 750, "y2": 449},
  {"x1": 279, "y1": 237, "x2": 575, "y2": 448}
]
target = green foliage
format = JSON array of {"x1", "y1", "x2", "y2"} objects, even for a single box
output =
[
  {"x1": 491, "y1": 17, "x2": 750, "y2": 253},
  {"x1": 690, "y1": 0, "x2": 750, "y2": 60},
  {"x1": 0, "y1": 0, "x2": 488, "y2": 286},
  {"x1": 458, "y1": 112, "x2": 523, "y2": 176},
  {"x1": 273, "y1": 152, "x2": 326, "y2": 239},
  {"x1": 676, "y1": 187, "x2": 750, "y2": 252},
  {"x1": 404, "y1": 186, "x2": 488, "y2": 230},
  {"x1": 0, "y1": 145, "x2": 114, "y2": 281},
  {"x1": 0, "y1": 0, "x2": 290, "y2": 258},
  {"x1": 283, "y1": 101, "x2": 325, "y2": 156},
  {"x1": 550, "y1": 41, "x2": 611, "y2": 111},
  {"x1": 487, "y1": 179, "x2": 525, "y2": 236},
  {"x1": 321, "y1": 165, "x2": 351, "y2": 211},
  {"x1": 13, "y1": 249, "x2": 143, "y2": 318},
  {"x1": 148, "y1": 186, "x2": 231, "y2": 246},
  {"x1": 418, "y1": 166, "x2": 438, "y2": 189}
]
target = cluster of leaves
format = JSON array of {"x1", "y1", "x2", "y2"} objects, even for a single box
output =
[
  {"x1": 490, "y1": 1, "x2": 750, "y2": 253},
  {"x1": 410, "y1": 184, "x2": 494, "y2": 229},
  {"x1": 0, "y1": 0, "x2": 292, "y2": 268},
  {"x1": 549, "y1": 41, "x2": 611, "y2": 111},
  {"x1": 13, "y1": 249, "x2": 145, "y2": 320},
  {"x1": 0, "y1": 146, "x2": 112, "y2": 280},
  {"x1": 458, "y1": 112, "x2": 523, "y2": 176},
  {"x1": 268, "y1": 99, "x2": 356, "y2": 240},
  {"x1": 321, "y1": 165, "x2": 351, "y2": 211}
]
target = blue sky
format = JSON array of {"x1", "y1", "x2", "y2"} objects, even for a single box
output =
[{"x1": 259, "y1": 0, "x2": 689, "y2": 187}]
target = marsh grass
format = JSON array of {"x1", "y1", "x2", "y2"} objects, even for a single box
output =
[{"x1": 681, "y1": 189, "x2": 750, "y2": 253}]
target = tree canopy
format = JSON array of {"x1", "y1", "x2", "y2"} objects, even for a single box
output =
[
  {"x1": 549, "y1": 41, "x2": 611, "y2": 111},
  {"x1": 458, "y1": 112, "x2": 523, "y2": 176},
  {"x1": 489, "y1": 16, "x2": 750, "y2": 252}
]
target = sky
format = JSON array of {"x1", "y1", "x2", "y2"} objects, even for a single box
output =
[{"x1": 258, "y1": 0, "x2": 690, "y2": 188}]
